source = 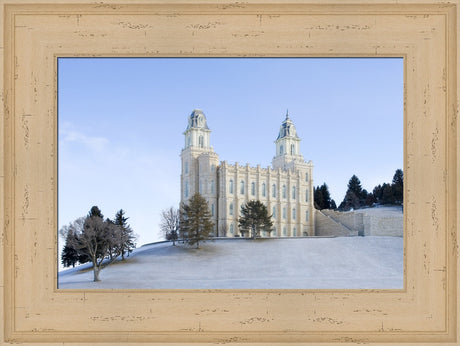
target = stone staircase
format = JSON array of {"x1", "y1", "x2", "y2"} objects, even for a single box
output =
[{"x1": 315, "y1": 210, "x2": 358, "y2": 236}]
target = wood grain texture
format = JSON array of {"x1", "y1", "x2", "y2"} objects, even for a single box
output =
[{"x1": 0, "y1": 0, "x2": 458, "y2": 344}]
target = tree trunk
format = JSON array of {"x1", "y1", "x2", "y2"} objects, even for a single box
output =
[{"x1": 93, "y1": 266, "x2": 100, "y2": 281}]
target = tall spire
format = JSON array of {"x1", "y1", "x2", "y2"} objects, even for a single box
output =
[{"x1": 286, "y1": 109, "x2": 289, "y2": 120}]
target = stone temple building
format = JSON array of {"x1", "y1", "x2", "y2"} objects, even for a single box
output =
[{"x1": 180, "y1": 109, "x2": 315, "y2": 237}]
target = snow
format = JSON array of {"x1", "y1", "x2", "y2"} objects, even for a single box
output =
[{"x1": 58, "y1": 236, "x2": 403, "y2": 289}]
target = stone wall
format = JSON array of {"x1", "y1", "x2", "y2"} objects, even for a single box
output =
[
  {"x1": 316, "y1": 207, "x2": 403, "y2": 237},
  {"x1": 315, "y1": 210, "x2": 358, "y2": 236},
  {"x1": 363, "y1": 215, "x2": 403, "y2": 236},
  {"x1": 321, "y1": 209, "x2": 364, "y2": 236}
]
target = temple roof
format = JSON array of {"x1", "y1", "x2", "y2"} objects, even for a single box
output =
[
  {"x1": 276, "y1": 110, "x2": 300, "y2": 140},
  {"x1": 186, "y1": 109, "x2": 209, "y2": 130}
]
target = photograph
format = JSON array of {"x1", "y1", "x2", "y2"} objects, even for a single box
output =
[{"x1": 57, "y1": 57, "x2": 404, "y2": 289}]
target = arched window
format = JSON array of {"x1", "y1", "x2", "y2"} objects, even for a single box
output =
[
  {"x1": 185, "y1": 181, "x2": 189, "y2": 198},
  {"x1": 262, "y1": 183, "x2": 266, "y2": 197},
  {"x1": 283, "y1": 207, "x2": 286, "y2": 219},
  {"x1": 272, "y1": 206, "x2": 276, "y2": 219},
  {"x1": 211, "y1": 180, "x2": 215, "y2": 194},
  {"x1": 292, "y1": 186, "x2": 296, "y2": 200},
  {"x1": 240, "y1": 180, "x2": 245, "y2": 194},
  {"x1": 229, "y1": 203, "x2": 234, "y2": 216},
  {"x1": 229, "y1": 180, "x2": 234, "y2": 194},
  {"x1": 282, "y1": 185, "x2": 286, "y2": 198},
  {"x1": 280, "y1": 145, "x2": 284, "y2": 155},
  {"x1": 305, "y1": 189, "x2": 309, "y2": 202},
  {"x1": 211, "y1": 204, "x2": 215, "y2": 216},
  {"x1": 198, "y1": 135, "x2": 204, "y2": 148},
  {"x1": 305, "y1": 210, "x2": 309, "y2": 221},
  {"x1": 251, "y1": 182, "x2": 255, "y2": 196},
  {"x1": 230, "y1": 224, "x2": 234, "y2": 234},
  {"x1": 272, "y1": 184, "x2": 276, "y2": 197},
  {"x1": 291, "y1": 144, "x2": 295, "y2": 154},
  {"x1": 185, "y1": 161, "x2": 189, "y2": 174},
  {"x1": 293, "y1": 208, "x2": 296, "y2": 220}
]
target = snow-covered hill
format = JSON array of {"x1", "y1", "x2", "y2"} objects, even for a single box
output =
[{"x1": 58, "y1": 236, "x2": 403, "y2": 289}]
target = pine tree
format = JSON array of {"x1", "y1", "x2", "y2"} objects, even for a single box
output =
[
  {"x1": 314, "y1": 183, "x2": 333, "y2": 210},
  {"x1": 180, "y1": 193, "x2": 214, "y2": 249},
  {"x1": 61, "y1": 231, "x2": 79, "y2": 268},
  {"x1": 347, "y1": 175, "x2": 363, "y2": 197},
  {"x1": 391, "y1": 169, "x2": 404, "y2": 204},
  {"x1": 339, "y1": 175, "x2": 365, "y2": 210},
  {"x1": 238, "y1": 200, "x2": 273, "y2": 239},
  {"x1": 114, "y1": 209, "x2": 137, "y2": 259}
]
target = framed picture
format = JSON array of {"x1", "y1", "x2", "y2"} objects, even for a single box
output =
[{"x1": 1, "y1": 0, "x2": 458, "y2": 344}]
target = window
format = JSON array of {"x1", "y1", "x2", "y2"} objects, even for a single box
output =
[
  {"x1": 240, "y1": 180, "x2": 245, "y2": 194},
  {"x1": 229, "y1": 180, "x2": 233, "y2": 194},
  {"x1": 272, "y1": 207, "x2": 276, "y2": 219},
  {"x1": 199, "y1": 180, "x2": 202, "y2": 194},
  {"x1": 198, "y1": 135, "x2": 204, "y2": 148},
  {"x1": 282, "y1": 185, "x2": 286, "y2": 198},
  {"x1": 305, "y1": 189, "x2": 309, "y2": 202},
  {"x1": 293, "y1": 227, "x2": 297, "y2": 236},
  {"x1": 283, "y1": 207, "x2": 286, "y2": 219},
  {"x1": 291, "y1": 144, "x2": 295, "y2": 154},
  {"x1": 305, "y1": 210, "x2": 309, "y2": 221},
  {"x1": 305, "y1": 172, "x2": 309, "y2": 181},
  {"x1": 211, "y1": 164, "x2": 215, "y2": 172},
  {"x1": 211, "y1": 180, "x2": 215, "y2": 194},
  {"x1": 293, "y1": 208, "x2": 296, "y2": 220},
  {"x1": 273, "y1": 227, "x2": 277, "y2": 236},
  {"x1": 283, "y1": 227, "x2": 287, "y2": 236},
  {"x1": 262, "y1": 183, "x2": 266, "y2": 197},
  {"x1": 187, "y1": 136, "x2": 191, "y2": 147},
  {"x1": 229, "y1": 203, "x2": 234, "y2": 216},
  {"x1": 230, "y1": 224, "x2": 234, "y2": 234},
  {"x1": 251, "y1": 182, "x2": 255, "y2": 196},
  {"x1": 292, "y1": 186, "x2": 296, "y2": 200},
  {"x1": 272, "y1": 184, "x2": 276, "y2": 198},
  {"x1": 211, "y1": 204, "x2": 215, "y2": 216},
  {"x1": 185, "y1": 181, "x2": 189, "y2": 198},
  {"x1": 280, "y1": 145, "x2": 284, "y2": 155},
  {"x1": 185, "y1": 161, "x2": 189, "y2": 174}
]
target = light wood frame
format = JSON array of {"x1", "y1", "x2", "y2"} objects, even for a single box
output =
[{"x1": 1, "y1": 0, "x2": 458, "y2": 344}]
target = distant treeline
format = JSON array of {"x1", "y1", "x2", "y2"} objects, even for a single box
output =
[{"x1": 314, "y1": 169, "x2": 403, "y2": 211}]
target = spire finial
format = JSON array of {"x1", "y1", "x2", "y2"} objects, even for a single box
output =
[{"x1": 286, "y1": 109, "x2": 289, "y2": 120}]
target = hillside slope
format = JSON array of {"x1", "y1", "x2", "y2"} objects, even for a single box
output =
[{"x1": 58, "y1": 236, "x2": 403, "y2": 289}]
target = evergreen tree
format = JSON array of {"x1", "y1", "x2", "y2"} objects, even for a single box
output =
[
  {"x1": 348, "y1": 175, "x2": 363, "y2": 197},
  {"x1": 314, "y1": 186, "x2": 324, "y2": 209},
  {"x1": 381, "y1": 183, "x2": 395, "y2": 204},
  {"x1": 339, "y1": 175, "x2": 365, "y2": 210},
  {"x1": 61, "y1": 231, "x2": 79, "y2": 268},
  {"x1": 159, "y1": 207, "x2": 180, "y2": 246},
  {"x1": 180, "y1": 193, "x2": 214, "y2": 249},
  {"x1": 314, "y1": 183, "x2": 333, "y2": 210},
  {"x1": 391, "y1": 169, "x2": 404, "y2": 204},
  {"x1": 330, "y1": 199, "x2": 337, "y2": 210},
  {"x1": 238, "y1": 200, "x2": 274, "y2": 239},
  {"x1": 114, "y1": 209, "x2": 137, "y2": 259}
]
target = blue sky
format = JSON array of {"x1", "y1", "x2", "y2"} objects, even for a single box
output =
[{"x1": 58, "y1": 57, "x2": 403, "y2": 247}]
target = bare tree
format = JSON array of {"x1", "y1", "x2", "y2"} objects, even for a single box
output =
[
  {"x1": 159, "y1": 207, "x2": 180, "y2": 245},
  {"x1": 61, "y1": 207, "x2": 124, "y2": 281}
]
